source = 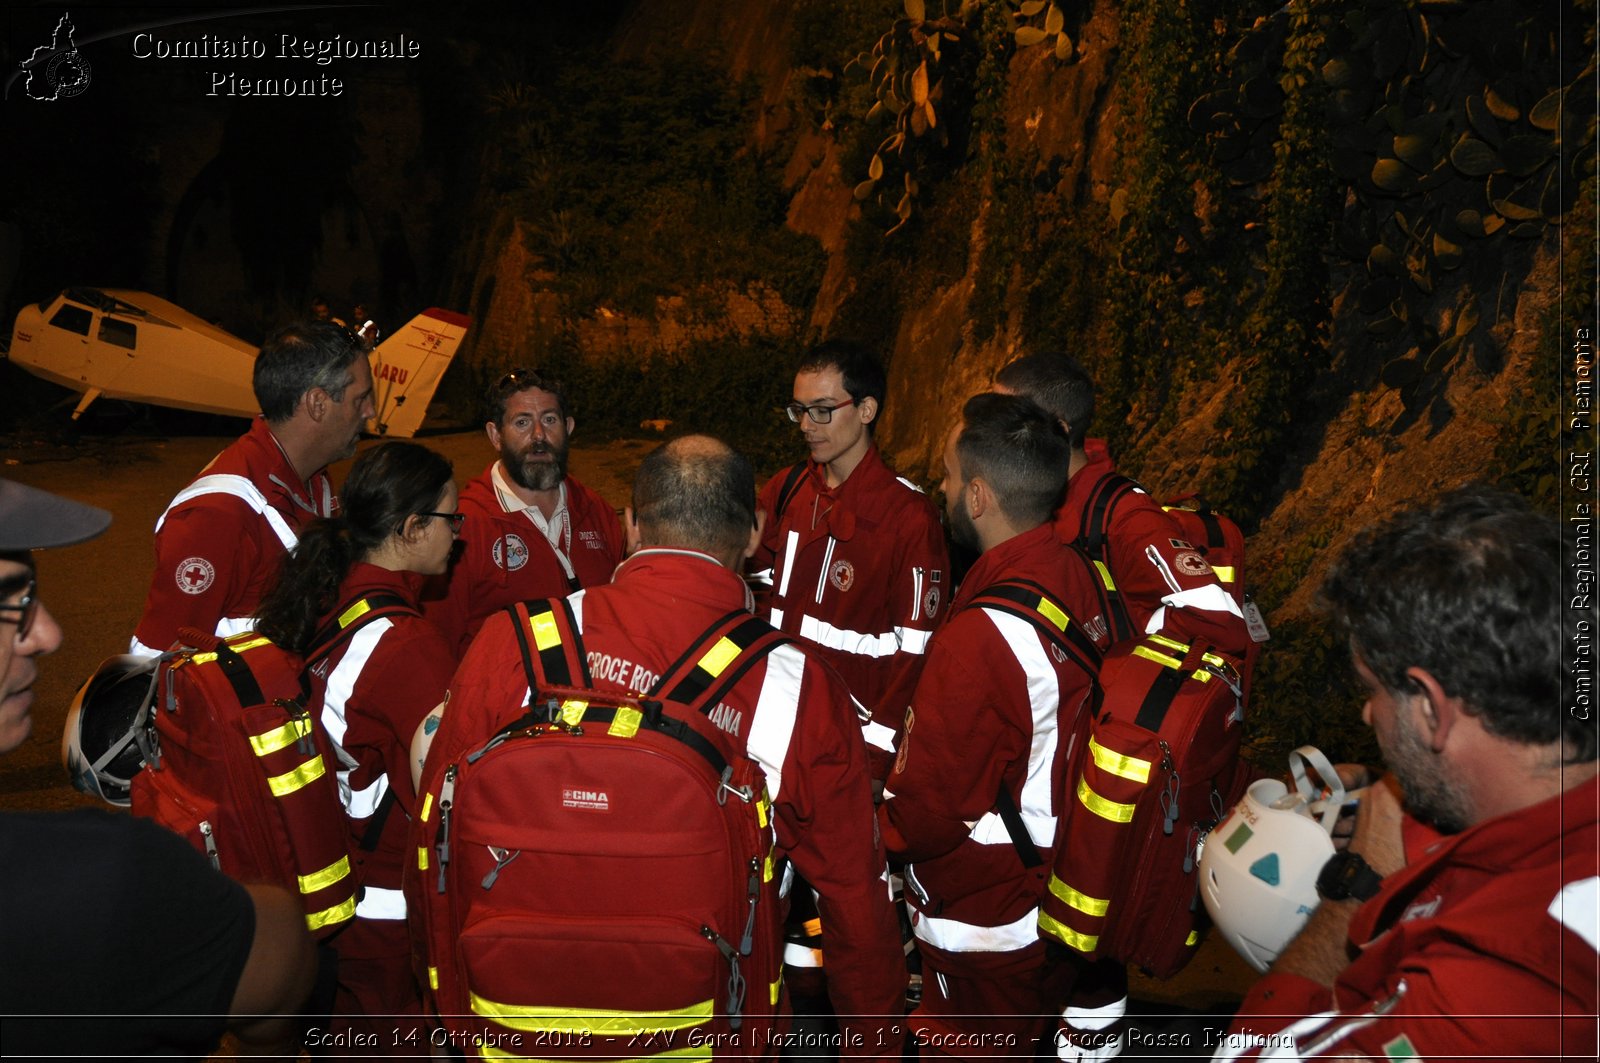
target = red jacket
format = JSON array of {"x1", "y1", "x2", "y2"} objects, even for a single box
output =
[
  {"x1": 421, "y1": 462, "x2": 624, "y2": 656},
  {"x1": 880, "y1": 524, "x2": 1106, "y2": 976},
  {"x1": 751, "y1": 446, "x2": 949, "y2": 771},
  {"x1": 1224, "y1": 773, "x2": 1600, "y2": 1060},
  {"x1": 1054, "y1": 440, "x2": 1250, "y2": 658},
  {"x1": 428, "y1": 550, "x2": 906, "y2": 1055},
  {"x1": 132, "y1": 418, "x2": 335, "y2": 655},
  {"x1": 305, "y1": 564, "x2": 454, "y2": 915}
]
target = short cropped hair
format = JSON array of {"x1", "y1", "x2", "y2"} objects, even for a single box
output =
[
  {"x1": 994, "y1": 353, "x2": 1095, "y2": 450},
  {"x1": 482, "y1": 367, "x2": 569, "y2": 427},
  {"x1": 253, "y1": 321, "x2": 366, "y2": 423},
  {"x1": 1321, "y1": 485, "x2": 1589, "y2": 762},
  {"x1": 955, "y1": 392, "x2": 1071, "y2": 528},
  {"x1": 797, "y1": 339, "x2": 887, "y2": 420},
  {"x1": 632, "y1": 435, "x2": 756, "y2": 557}
]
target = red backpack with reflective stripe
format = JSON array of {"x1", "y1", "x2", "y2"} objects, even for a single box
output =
[
  {"x1": 130, "y1": 594, "x2": 413, "y2": 938},
  {"x1": 412, "y1": 599, "x2": 792, "y2": 1059},
  {"x1": 1037, "y1": 628, "x2": 1248, "y2": 978}
]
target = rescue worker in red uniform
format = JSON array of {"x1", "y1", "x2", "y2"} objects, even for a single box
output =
[
  {"x1": 131, "y1": 321, "x2": 375, "y2": 657},
  {"x1": 415, "y1": 435, "x2": 906, "y2": 1059},
  {"x1": 880, "y1": 393, "x2": 1108, "y2": 1058},
  {"x1": 749, "y1": 340, "x2": 949, "y2": 775},
  {"x1": 995, "y1": 353, "x2": 1254, "y2": 1059},
  {"x1": 256, "y1": 442, "x2": 460, "y2": 1053},
  {"x1": 1217, "y1": 487, "x2": 1596, "y2": 1061},
  {"x1": 422, "y1": 368, "x2": 623, "y2": 657}
]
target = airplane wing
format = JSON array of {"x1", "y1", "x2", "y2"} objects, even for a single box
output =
[{"x1": 366, "y1": 308, "x2": 470, "y2": 438}]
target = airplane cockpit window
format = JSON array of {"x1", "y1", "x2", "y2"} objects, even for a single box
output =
[
  {"x1": 99, "y1": 318, "x2": 137, "y2": 350},
  {"x1": 49, "y1": 305, "x2": 92, "y2": 335}
]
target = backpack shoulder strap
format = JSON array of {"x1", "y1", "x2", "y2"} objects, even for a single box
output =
[
  {"x1": 963, "y1": 578, "x2": 1102, "y2": 870},
  {"x1": 302, "y1": 592, "x2": 418, "y2": 666},
  {"x1": 1073, "y1": 473, "x2": 1141, "y2": 640},
  {"x1": 966, "y1": 578, "x2": 1102, "y2": 674},
  {"x1": 772, "y1": 462, "x2": 810, "y2": 526},
  {"x1": 650, "y1": 610, "x2": 795, "y2": 717},
  {"x1": 505, "y1": 596, "x2": 591, "y2": 696},
  {"x1": 158, "y1": 473, "x2": 297, "y2": 551}
]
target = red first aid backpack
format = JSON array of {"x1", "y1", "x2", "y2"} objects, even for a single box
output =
[
  {"x1": 130, "y1": 593, "x2": 414, "y2": 938},
  {"x1": 413, "y1": 599, "x2": 793, "y2": 1059}
]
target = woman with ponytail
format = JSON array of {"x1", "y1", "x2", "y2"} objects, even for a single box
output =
[{"x1": 255, "y1": 440, "x2": 460, "y2": 1054}]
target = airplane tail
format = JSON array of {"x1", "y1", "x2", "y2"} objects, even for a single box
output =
[{"x1": 366, "y1": 308, "x2": 471, "y2": 438}]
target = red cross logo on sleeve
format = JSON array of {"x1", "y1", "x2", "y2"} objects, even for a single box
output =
[{"x1": 175, "y1": 556, "x2": 216, "y2": 595}]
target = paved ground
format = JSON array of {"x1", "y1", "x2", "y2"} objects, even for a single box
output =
[{"x1": 0, "y1": 422, "x2": 1252, "y2": 1053}]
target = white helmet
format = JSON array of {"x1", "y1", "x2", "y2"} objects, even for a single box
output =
[
  {"x1": 62, "y1": 654, "x2": 159, "y2": 807},
  {"x1": 1198, "y1": 746, "x2": 1348, "y2": 972}
]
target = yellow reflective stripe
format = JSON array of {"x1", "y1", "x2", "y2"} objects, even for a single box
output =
[
  {"x1": 609, "y1": 707, "x2": 643, "y2": 737},
  {"x1": 1039, "y1": 910, "x2": 1098, "y2": 953},
  {"x1": 1047, "y1": 873, "x2": 1110, "y2": 917},
  {"x1": 189, "y1": 652, "x2": 218, "y2": 665},
  {"x1": 249, "y1": 717, "x2": 312, "y2": 757},
  {"x1": 267, "y1": 755, "x2": 326, "y2": 797},
  {"x1": 1077, "y1": 776, "x2": 1136, "y2": 823},
  {"x1": 756, "y1": 796, "x2": 770, "y2": 829},
  {"x1": 1145, "y1": 634, "x2": 1227, "y2": 672},
  {"x1": 338, "y1": 598, "x2": 374, "y2": 627},
  {"x1": 297, "y1": 855, "x2": 351, "y2": 895},
  {"x1": 1088, "y1": 735, "x2": 1151, "y2": 784},
  {"x1": 560, "y1": 700, "x2": 588, "y2": 726},
  {"x1": 428, "y1": 966, "x2": 439, "y2": 991},
  {"x1": 417, "y1": 846, "x2": 429, "y2": 871},
  {"x1": 1148, "y1": 633, "x2": 1189, "y2": 654},
  {"x1": 530, "y1": 610, "x2": 562, "y2": 652},
  {"x1": 1185, "y1": 930, "x2": 1200, "y2": 946},
  {"x1": 770, "y1": 976, "x2": 782, "y2": 1006},
  {"x1": 762, "y1": 853, "x2": 774, "y2": 882},
  {"x1": 1132, "y1": 645, "x2": 1184, "y2": 671},
  {"x1": 305, "y1": 896, "x2": 356, "y2": 931},
  {"x1": 420, "y1": 792, "x2": 433, "y2": 823},
  {"x1": 1092, "y1": 560, "x2": 1117, "y2": 592},
  {"x1": 1036, "y1": 596, "x2": 1070, "y2": 632},
  {"x1": 698, "y1": 636, "x2": 741, "y2": 677},
  {"x1": 1212, "y1": 565, "x2": 1236, "y2": 584},
  {"x1": 469, "y1": 992, "x2": 712, "y2": 1034}
]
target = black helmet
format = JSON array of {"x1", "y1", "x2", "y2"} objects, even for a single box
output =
[{"x1": 62, "y1": 654, "x2": 157, "y2": 806}]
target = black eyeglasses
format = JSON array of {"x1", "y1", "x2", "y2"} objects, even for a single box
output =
[
  {"x1": 784, "y1": 398, "x2": 857, "y2": 424},
  {"x1": 417, "y1": 511, "x2": 466, "y2": 535},
  {"x1": 0, "y1": 576, "x2": 39, "y2": 640}
]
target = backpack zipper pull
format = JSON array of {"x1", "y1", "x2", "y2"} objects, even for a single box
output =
[
  {"x1": 481, "y1": 846, "x2": 520, "y2": 890},
  {"x1": 739, "y1": 858, "x2": 759, "y2": 956},
  {"x1": 1159, "y1": 741, "x2": 1180, "y2": 836},
  {"x1": 700, "y1": 926, "x2": 747, "y2": 1031},
  {"x1": 199, "y1": 820, "x2": 220, "y2": 870},
  {"x1": 435, "y1": 765, "x2": 456, "y2": 894}
]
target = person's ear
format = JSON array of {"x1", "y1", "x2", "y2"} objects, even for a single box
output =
[
  {"x1": 565, "y1": 416, "x2": 575, "y2": 437},
  {"x1": 1405, "y1": 666, "x2": 1460, "y2": 752},
  {"x1": 624, "y1": 506, "x2": 642, "y2": 555},
  {"x1": 966, "y1": 477, "x2": 990, "y2": 521},
  {"x1": 485, "y1": 421, "x2": 502, "y2": 450},
  {"x1": 745, "y1": 509, "x2": 767, "y2": 561},
  {"x1": 858, "y1": 396, "x2": 878, "y2": 426},
  {"x1": 305, "y1": 388, "x2": 329, "y2": 423}
]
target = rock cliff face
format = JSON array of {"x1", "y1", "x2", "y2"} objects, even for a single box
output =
[{"x1": 453, "y1": 0, "x2": 1577, "y2": 686}]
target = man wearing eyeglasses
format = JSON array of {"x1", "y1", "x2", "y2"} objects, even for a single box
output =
[
  {"x1": 0, "y1": 478, "x2": 315, "y2": 1061},
  {"x1": 129, "y1": 320, "x2": 376, "y2": 657},
  {"x1": 422, "y1": 368, "x2": 624, "y2": 656},
  {"x1": 750, "y1": 340, "x2": 948, "y2": 781}
]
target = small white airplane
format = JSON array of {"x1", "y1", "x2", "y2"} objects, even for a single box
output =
[{"x1": 6, "y1": 288, "x2": 469, "y2": 438}]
